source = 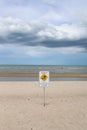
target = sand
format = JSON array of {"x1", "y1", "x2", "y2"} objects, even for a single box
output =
[
  {"x1": 0, "y1": 72, "x2": 87, "y2": 78},
  {"x1": 0, "y1": 81, "x2": 87, "y2": 130}
]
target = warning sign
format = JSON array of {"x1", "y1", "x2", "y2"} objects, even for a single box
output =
[
  {"x1": 40, "y1": 74, "x2": 48, "y2": 81},
  {"x1": 39, "y1": 71, "x2": 49, "y2": 87}
]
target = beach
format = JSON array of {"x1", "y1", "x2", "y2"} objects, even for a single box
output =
[
  {"x1": 0, "y1": 72, "x2": 87, "y2": 78},
  {"x1": 0, "y1": 81, "x2": 87, "y2": 130}
]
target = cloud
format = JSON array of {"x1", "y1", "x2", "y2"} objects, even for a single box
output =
[
  {"x1": 43, "y1": 0, "x2": 57, "y2": 5},
  {"x1": 0, "y1": 0, "x2": 87, "y2": 25},
  {"x1": 0, "y1": 44, "x2": 86, "y2": 60},
  {"x1": 40, "y1": 10, "x2": 62, "y2": 23},
  {"x1": 0, "y1": 18, "x2": 87, "y2": 52},
  {"x1": 42, "y1": 0, "x2": 87, "y2": 24}
]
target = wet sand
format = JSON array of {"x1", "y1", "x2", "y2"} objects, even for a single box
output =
[{"x1": 0, "y1": 72, "x2": 87, "y2": 78}]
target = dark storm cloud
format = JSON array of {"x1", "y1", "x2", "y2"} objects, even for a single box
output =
[
  {"x1": 0, "y1": 31, "x2": 87, "y2": 49},
  {"x1": 41, "y1": 38, "x2": 87, "y2": 48},
  {"x1": 0, "y1": 32, "x2": 87, "y2": 49},
  {"x1": 0, "y1": 32, "x2": 39, "y2": 45},
  {"x1": 0, "y1": 19, "x2": 87, "y2": 50}
]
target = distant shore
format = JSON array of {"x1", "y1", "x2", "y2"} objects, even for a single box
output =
[{"x1": 0, "y1": 72, "x2": 87, "y2": 78}]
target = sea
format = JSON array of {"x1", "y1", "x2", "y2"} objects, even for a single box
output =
[{"x1": 0, "y1": 65, "x2": 87, "y2": 81}]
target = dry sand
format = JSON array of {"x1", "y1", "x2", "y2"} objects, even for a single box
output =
[{"x1": 0, "y1": 81, "x2": 87, "y2": 130}]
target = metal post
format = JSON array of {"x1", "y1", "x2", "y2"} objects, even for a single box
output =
[{"x1": 44, "y1": 87, "x2": 45, "y2": 107}]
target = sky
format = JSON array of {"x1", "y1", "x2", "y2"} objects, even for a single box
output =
[{"x1": 0, "y1": 0, "x2": 87, "y2": 65}]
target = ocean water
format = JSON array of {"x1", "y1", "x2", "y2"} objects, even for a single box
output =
[{"x1": 0, "y1": 65, "x2": 87, "y2": 81}]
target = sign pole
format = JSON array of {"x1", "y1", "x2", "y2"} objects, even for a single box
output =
[
  {"x1": 39, "y1": 71, "x2": 49, "y2": 107},
  {"x1": 44, "y1": 87, "x2": 45, "y2": 107}
]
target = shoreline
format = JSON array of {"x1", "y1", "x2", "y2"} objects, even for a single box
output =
[{"x1": 0, "y1": 72, "x2": 87, "y2": 78}]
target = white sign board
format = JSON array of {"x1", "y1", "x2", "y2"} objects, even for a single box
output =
[{"x1": 39, "y1": 71, "x2": 49, "y2": 87}]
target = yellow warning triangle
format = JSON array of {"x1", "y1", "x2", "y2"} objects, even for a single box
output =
[{"x1": 40, "y1": 74, "x2": 48, "y2": 81}]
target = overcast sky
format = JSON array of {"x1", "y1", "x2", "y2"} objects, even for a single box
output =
[{"x1": 0, "y1": 0, "x2": 87, "y2": 65}]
